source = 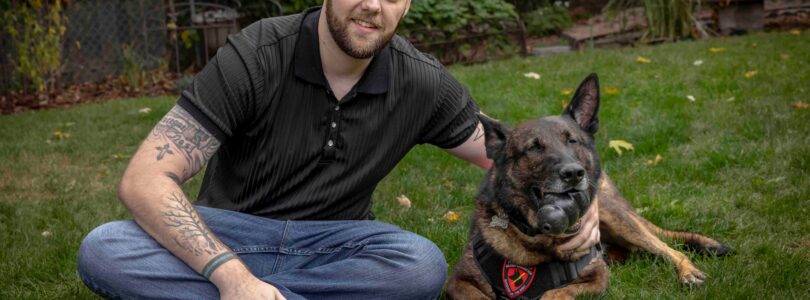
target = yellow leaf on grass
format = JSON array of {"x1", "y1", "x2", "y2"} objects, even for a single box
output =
[
  {"x1": 709, "y1": 47, "x2": 725, "y2": 53},
  {"x1": 443, "y1": 211, "x2": 462, "y2": 223},
  {"x1": 789, "y1": 29, "x2": 801, "y2": 36},
  {"x1": 608, "y1": 140, "x2": 634, "y2": 156},
  {"x1": 647, "y1": 154, "x2": 663, "y2": 166},
  {"x1": 53, "y1": 130, "x2": 70, "y2": 140},
  {"x1": 636, "y1": 56, "x2": 651, "y2": 63},
  {"x1": 792, "y1": 101, "x2": 808, "y2": 109},
  {"x1": 693, "y1": 60, "x2": 704, "y2": 66},
  {"x1": 396, "y1": 195, "x2": 412, "y2": 209},
  {"x1": 523, "y1": 72, "x2": 541, "y2": 79},
  {"x1": 605, "y1": 87, "x2": 619, "y2": 95},
  {"x1": 744, "y1": 70, "x2": 758, "y2": 78},
  {"x1": 138, "y1": 107, "x2": 152, "y2": 114},
  {"x1": 561, "y1": 89, "x2": 573, "y2": 96}
]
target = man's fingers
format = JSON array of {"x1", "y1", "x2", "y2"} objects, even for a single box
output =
[{"x1": 558, "y1": 205, "x2": 599, "y2": 251}]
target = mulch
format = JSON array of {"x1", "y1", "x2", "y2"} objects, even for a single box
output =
[{"x1": 1, "y1": 71, "x2": 179, "y2": 115}]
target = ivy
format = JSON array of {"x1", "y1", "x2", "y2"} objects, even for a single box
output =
[{"x1": 2, "y1": 0, "x2": 66, "y2": 94}]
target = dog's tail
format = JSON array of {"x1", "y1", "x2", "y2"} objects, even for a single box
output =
[{"x1": 639, "y1": 218, "x2": 735, "y2": 256}]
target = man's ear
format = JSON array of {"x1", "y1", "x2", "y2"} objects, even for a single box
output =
[
  {"x1": 562, "y1": 73, "x2": 600, "y2": 134},
  {"x1": 478, "y1": 113, "x2": 510, "y2": 159}
]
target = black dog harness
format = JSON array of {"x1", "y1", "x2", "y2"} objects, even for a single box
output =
[{"x1": 472, "y1": 235, "x2": 601, "y2": 300}]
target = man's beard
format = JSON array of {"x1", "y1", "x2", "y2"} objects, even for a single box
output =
[{"x1": 324, "y1": 2, "x2": 395, "y2": 59}]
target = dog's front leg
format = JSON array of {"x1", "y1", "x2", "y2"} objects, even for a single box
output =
[{"x1": 540, "y1": 258, "x2": 608, "y2": 300}]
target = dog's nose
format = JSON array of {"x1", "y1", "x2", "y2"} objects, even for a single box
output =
[{"x1": 560, "y1": 163, "x2": 585, "y2": 184}]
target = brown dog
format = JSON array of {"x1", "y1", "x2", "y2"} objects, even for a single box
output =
[{"x1": 446, "y1": 74, "x2": 733, "y2": 300}]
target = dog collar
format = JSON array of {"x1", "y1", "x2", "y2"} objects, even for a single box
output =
[{"x1": 472, "y1": 235, "x2": 601, "y2": 300}]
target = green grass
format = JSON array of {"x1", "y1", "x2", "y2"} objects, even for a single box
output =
[{"x1": 1, "y1": 31, "x2": 809, "y2": 299}]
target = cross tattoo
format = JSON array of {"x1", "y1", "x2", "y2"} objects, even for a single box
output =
[{"x1": 156, "y1": 144, "x2": 174, "y2": 160}]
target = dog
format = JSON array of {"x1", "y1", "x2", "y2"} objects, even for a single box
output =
[{"x1": 446, "y1": 74, "x2": 733, "y2": 300}]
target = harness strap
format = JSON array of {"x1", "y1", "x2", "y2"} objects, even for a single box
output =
[{"x1": 472, "y1": 235, "x2": 601, "y2": 300}]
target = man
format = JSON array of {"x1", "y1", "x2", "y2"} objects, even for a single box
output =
[{"x1": 77, "y1": 0, "x2": 599, "y2": 299}]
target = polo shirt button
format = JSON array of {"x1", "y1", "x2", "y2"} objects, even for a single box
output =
[
  {"x1": 327, "y1": 140, "x2": 334, "y2": 147},
  {"x1": 334, "y1": 106, "x2": 340, "y2": 111},
  {"x1": 330, "y1": 122, "x2": 337, "y2": 128}
]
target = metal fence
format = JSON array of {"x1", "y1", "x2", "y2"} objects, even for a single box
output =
[
  {"x1": 61, "y1": 0, "x2": 167, "y2": 85},
  {"x1": 0, "y1": 0, "x2": 167, "y2": 93}
]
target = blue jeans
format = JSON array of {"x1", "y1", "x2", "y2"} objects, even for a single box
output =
[{"x1": 77, "y1": 206, "x2": 447, "y2": 299}]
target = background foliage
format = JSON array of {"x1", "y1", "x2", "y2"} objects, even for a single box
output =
[
  {"x1": 606, "y1": 0, "x2": 698, "y2": 42},
  {"x1": 2, "y1": 0, "x2": 66, "y2": 94}
]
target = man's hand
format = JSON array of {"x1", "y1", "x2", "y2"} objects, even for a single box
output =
[
  {"x1": 211, "y1": 260, "x2": 287, "y2": 300},
  {"x1": 558, "y1": 199, "x2": 599, "y2": 254},
  {"x1": 220, "y1": 277, "x2": 286, "y2": 300}
]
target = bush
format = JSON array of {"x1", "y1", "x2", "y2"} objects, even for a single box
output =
[
  {"x1": 522, "y1": 4, "x2": 573, "y2": 36},
  {"x1": 398, "y1": 0, "x2": 521, "y2": 64}
]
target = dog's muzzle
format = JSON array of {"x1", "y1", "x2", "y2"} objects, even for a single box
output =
[{"x1": 537, "y1": 191, "x2": 591, "y2": 235}]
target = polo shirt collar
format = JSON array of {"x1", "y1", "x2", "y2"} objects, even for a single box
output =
[{"x1": 294, "y1": 7, "x2": 390, "y2": 95}]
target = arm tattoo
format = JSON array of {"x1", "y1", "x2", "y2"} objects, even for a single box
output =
[
  {"x1": 161, "y1": 192, "x2": 221, "y2": 256},
  {"x1": 165, "y1": 172, "x2": 182, "y2": 185},
  {"x1": 150, "y1": 107, "x2": 221, "y2": 176},
  {"x1": 473, "y1": 126, "x2": 485, "y2": 141},
  {"x1": 155, "y1": 144, "x2": 174, "y2": 160}
]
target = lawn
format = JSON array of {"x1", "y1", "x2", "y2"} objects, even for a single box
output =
[{"x1": 1, "y1": 31, "x2": 808, "y2": 299}]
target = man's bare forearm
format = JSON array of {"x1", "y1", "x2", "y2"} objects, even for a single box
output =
[{"x1": 118, "y1": 106, "x2": 253, "y2": 289}]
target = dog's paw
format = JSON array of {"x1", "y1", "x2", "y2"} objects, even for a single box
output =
[
  {"x1": 679, "y1": 268, "x2": 705, "y2": 285},
  {"x1": 540, "y1": 289, "x2": 575, "y2": 300}
]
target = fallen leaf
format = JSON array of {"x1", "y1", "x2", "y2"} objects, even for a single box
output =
[
  {"x1": 138, "y1": 107, "x2": 152, "y2": 114},
  {"x1": 635, "y1": 207, "x2": 649, "y2": 214},
  {"x1": 781, "y1": 53, "x2": 790, "y2": 60},
  {"x1": 112, "y1": 154, "x2": 132, "y2": 160},
  {"x1": 709, "y1": 47, "x2": 725, "y2": 53},
  {"x1": 744, "y1": 70, "x2": 758, "y2": 78},
  {"x1": 725, "y1": 97, "x2": 736, "y2": 102},
  {"x1": 792, "y1": 101, "x2": 808, "y2": 109},
  {"x1": 687, "y1": 95, "x2": 696, "y2": 102},
  {"x1": 561, "y1": 89, "x2": 573, "y2": 96},
  {"x1": 789, "y1": 29, "x2": 801, "y2": 36},
  {"x1": 443, "y1": 211, "x2": 462, "y2": 223},
  {"x1": 605, "y1": 87, "x2": 619, "y2": 95},
  {"x1": 53, "y1": 130, "x2": 70, "y2": 140},
  {"x1": 560, "y1": 100, "x2": 569, "y2": 109},
  {"x1": 636, "y1": 56, "x2": 651, "y2": 63},
  {"x1": 608, "y1": 140, "x2": 634, "y2": 156},
  {"x1": 65, "y1": 122, "x2": 76, "y2": 127},
  {"x1": 523, "y1": 72, "x2": 541, "y2": 79},
  {"x1": 396, "y1": 195, "x2": 412, "y2": 209},
  {"x1": 647, "y1": 154, "x2": 663, "y2": 166},
  {"x1": 42, "y1": 231, "x2": 52, "y2": 237},
  {"x1": 693, "y1": 60, "x2": 703, "y2": 66}
]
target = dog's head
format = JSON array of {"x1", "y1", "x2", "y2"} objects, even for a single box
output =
[{"x1": 480, "y1": 74, "x2": 601, "y2": 237}]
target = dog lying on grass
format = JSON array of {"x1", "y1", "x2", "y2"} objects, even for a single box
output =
[{"x1": 447, "y1": 74, "x2": 733, "y2": 300}]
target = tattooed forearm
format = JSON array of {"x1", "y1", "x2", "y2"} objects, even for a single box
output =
[
  {"x1": 161, "y1": 192, "x2": 221, "y2": 256},
  {"x1": 150, "y1": 106, "x2": 221, "y2": 174},
  {"x1": 165, "y1": 172, "x2": 182, "y2": 185}
]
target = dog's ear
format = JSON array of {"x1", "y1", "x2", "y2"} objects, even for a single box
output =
[
  {"x1": 478, "y1": 113, "x2": 510, "y2": 159},
  {"x1": 563, "y1": 73, "x2": 600, "y2": 134}
]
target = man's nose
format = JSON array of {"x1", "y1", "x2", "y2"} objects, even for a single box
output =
[{"x1": 360, "y1": 0, "x2": 381, "y2": 12}]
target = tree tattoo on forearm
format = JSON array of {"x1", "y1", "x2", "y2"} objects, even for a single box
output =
[
  {"x1": 162, "y1": 192, "x2": 221, "y2": 256},
  {"x1": 150, "y1": 106, "x2": 220, "y2": 177}
]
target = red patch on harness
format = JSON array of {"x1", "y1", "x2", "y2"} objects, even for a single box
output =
[{"x1": 502, "y1": 260, "x2": 536, "y2": 299}]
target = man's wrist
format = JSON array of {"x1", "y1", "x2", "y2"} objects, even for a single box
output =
[{"x1": 207, "y1": 254, "x2": 253, "y2": 289}]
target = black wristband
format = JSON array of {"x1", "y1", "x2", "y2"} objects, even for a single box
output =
[{"x1": 201, "y1": 252, "x2": 238, "y2": 279}]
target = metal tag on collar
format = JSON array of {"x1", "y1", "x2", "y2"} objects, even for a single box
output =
[{"x1": 489, "y1": 215, "x2": 509, "y2": 230}]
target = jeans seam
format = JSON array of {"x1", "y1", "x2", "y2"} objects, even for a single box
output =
[{"x1": 271, "y1": 220, "x2": 290, "y2": 274}]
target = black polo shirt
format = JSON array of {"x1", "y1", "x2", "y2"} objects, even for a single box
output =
[{"x1": 177, "y1": 7, "x2": 479, "y2": 220}]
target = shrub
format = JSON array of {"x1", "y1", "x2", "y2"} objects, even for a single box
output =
[{"x1": 522, "y1": 4, "x2": 573, "y2": 36}]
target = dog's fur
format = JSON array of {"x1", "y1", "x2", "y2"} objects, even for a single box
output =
[{"x1": 447, "y1": 74, "x2": 733, "y2": 300}]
